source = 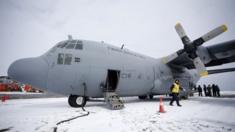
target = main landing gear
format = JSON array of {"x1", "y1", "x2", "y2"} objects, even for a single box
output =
[
  {"x1": 68, "y1": 95, "x2": 87, "y2": 107},
  {"x1": 138, "y1": 95, "x2": 154, "y2": 100}
]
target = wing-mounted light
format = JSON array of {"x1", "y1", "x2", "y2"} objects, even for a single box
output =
[{"x1": 162, "y1": 23, "x2": 227, "y2": 77}]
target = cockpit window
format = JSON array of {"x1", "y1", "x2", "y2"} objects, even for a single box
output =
[
  {"x1": 70, "y1": 40, "x2": 77, "y2": 44},
  {"x1": 60, "y1": 42, "x2": 68, "y2": 48},
  {"x1": 57, "y1": 41, "x2": 68, "y2": 48},
  {"x1": 57, "y1": 40, "x2": 83, "y2": 50},
  {"x1": 66, "y1": 43, "x2": 76, "y2": 49},
  {"x1": 75, "y1": 40, "x2": 83, "y2": 49},
  {"x1": 56, "y1": 43, "x2": 63, "y2": 48},
  {"x1": 75, "y1": 44, "x2": 83, "y2": 49}
]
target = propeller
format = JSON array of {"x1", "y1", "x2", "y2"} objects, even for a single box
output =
[{"x1": 162, "y1": 23, "x2": 227, "y2": 77}]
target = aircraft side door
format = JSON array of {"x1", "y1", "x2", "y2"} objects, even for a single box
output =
[{"x1": 87, "y1": 66, "x2": 107, "y2": 97}]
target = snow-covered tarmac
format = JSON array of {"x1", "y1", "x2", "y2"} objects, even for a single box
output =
[{"x1": 1, "y1": 92, "x2": 235, "y2": 132}]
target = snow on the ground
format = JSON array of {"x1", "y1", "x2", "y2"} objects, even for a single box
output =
[{"x1": 0, "y1": 92, "x2": 235, "y2": 132}]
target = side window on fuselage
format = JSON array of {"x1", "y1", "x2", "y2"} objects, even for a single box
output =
[
  {"x1": 57, "y1": 53, "x2": 72, "y2": 65},
  {"x1": 57, "y1": 53, "x2": 64, "y2": 64},
  {"x1": 64, "y1": 54, "x2": 72, "y2": 65}
]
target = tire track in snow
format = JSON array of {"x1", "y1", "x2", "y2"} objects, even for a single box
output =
[{"x1": 53, "y1": 107, "x2": 90, "y2": 132}]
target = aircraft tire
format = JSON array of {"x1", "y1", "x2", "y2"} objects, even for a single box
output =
[
  {"x1": 149, "y1": 95, "x2": 154, "y2": 99},
  {"x1": 180, "y1": 95, "x2": 188, "y2": 100},
  {"x1": 138, "y1": 95, "x2": 147, "y2": 100},
  {"x1": 68, "y1": 95, "x2": 87, "y2": 107}
]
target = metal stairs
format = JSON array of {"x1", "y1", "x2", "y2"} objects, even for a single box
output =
[{"x1": 104, "y1": 91, "x2": 124, "y2": 110}]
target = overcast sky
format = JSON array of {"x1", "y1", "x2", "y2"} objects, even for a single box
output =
[{"x1": 0, "y1": 0, "x2": 235, "y2": 90}]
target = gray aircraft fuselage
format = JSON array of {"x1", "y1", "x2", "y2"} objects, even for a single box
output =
[{"x1": 8, "y1": 39, "x2": 199, "y2": 98}]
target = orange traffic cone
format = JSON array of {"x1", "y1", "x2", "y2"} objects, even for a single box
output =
[{"x1": 159, "y1": 96, "x2": 166, "y2": 113}]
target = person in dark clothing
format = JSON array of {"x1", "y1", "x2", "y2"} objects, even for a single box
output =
[
  {"x1": 203, "y1": 84, "x2": 207, "y2": 96},
  {"x1": 194, "y1": 85, "x2": 198, "y2": 92},
  {"x1": 198, "y1": 85, "x2": 203, "y2": 96},
  {"x1": 215, "y1": 85, "x2": 221, "y2": 97},
  {"x1": 207, "y1": 84, "x2": 212, "y2": 97},
  {"x1": 169, "y1": 80, "x2": 183, "y2": 107},
  {"x1": 212, "y1": 84, "x2": 217, "y2": 97}
]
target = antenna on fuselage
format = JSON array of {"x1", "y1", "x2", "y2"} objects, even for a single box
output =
[
  {"x1": 121, "y1": 44, "x2": 124, "y2": 49},
  {"x1": 68, "y1": 35, "x2": 73, "y2": 40}
]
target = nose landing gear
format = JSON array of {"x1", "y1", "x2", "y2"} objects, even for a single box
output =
[{"x1": 68, "y1": 95, "x2": 87, "y2": 107}]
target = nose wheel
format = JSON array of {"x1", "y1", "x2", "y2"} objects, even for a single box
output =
[{"x1": 68, "y1": 95, "x2": 87, "y2": 107}]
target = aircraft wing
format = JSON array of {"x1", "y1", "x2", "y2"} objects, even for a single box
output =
[
  {"x1": 167, "y1": 39, "x2": 235, "y2": 70},
  {"x1": 207, "y1": 68, "x2": 235, "y2": 75},
  {"x1": 205, "y1": 40, "x2": 235, "y2": 67}
]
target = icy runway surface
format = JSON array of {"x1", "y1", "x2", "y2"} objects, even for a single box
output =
[{"x1": 1, "y1": 93, "x2": 235, "y2": 132}]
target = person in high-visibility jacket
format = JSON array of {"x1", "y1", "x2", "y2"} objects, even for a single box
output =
[{"x1": 169, "y1": 79, "x2": 182, "y2": 107}]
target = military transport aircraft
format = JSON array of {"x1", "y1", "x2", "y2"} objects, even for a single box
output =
[{"x1": 7, "y1": 23, "x2": 235, "y2": 109}]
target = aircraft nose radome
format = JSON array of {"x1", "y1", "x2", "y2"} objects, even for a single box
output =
[{"x1": 8, "y1": 57, "x2": 48, "y2": 90}]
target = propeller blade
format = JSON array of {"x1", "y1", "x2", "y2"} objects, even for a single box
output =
[
  {"x1": 194, "y1": 25, "x2": 227, "y2": 46},
  {"x1": 193, "y1": 57, "x2": 208, "y2": 77},
  {"x1": 162, "y1": 52, "x2": 179, "y2": 64},
  {"x1": 162, "y1": 49, "x2": 185, "y2": 64},
  {"x1": 175, "y1": 23, "x2": 191, "y2": 44},
  {"x1": 175, "y1": 23, "x2": 187, "y2": 38}
]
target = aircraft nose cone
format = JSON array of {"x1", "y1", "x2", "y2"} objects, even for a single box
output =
[{"x1": 8, "y1": 57, "x2": 49, "y2": 89}]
